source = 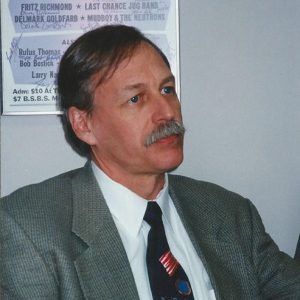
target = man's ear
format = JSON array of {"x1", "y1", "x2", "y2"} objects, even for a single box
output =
[{"x1": 67, "y1": 107, "x2": 97, "y2": 145}]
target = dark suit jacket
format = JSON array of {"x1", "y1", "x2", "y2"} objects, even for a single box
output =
[
  {"x1": 295, "y1": 236, "x2": 300, "y2": 261},
  {"x1": 1, "y1": 163, "x2": 300, "y2": 299}
]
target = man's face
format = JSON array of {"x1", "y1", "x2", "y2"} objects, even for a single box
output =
[{"x1": 84, "y1": 43, "x2": 184, "y2": 180}]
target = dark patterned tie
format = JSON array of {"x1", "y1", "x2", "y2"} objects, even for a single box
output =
[{"x1": 144, "y1": 201, "x2": 194, "y2": 300}]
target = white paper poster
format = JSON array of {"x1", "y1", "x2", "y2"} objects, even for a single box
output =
[{"x1": 1, "y1": 0, "x2": 179, "y2": 114}]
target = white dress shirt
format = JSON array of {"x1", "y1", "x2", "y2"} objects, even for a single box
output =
[{"x1": 92, "y1": 162, "x2": 216, "y2": 300}]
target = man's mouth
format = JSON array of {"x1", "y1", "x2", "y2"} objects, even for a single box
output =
[
  {"x1": 144, "y1": 120, "x2": 185, "y2": 147},
  {"x1": 155, "y1": 134, "x2": 179, "y2": 145}
]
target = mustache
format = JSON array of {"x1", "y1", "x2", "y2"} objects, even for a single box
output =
[{"x1": 144, "y1": 120, "x2": 185, "y2": 147}]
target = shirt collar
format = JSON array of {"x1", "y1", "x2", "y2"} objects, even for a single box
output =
[{"x1": 91, "y1": 161, "x2": 170, "y2": 238}]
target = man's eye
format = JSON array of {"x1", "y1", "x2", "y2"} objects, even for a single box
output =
[
  {"x1": 161, "y1": 86, "x2": 175, "y2": 95},
  {"x1": 129, "y1": 95, "x2": 139, "y2": 104}
]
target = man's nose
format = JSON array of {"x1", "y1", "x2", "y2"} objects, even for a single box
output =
[{"x1": 151, "y1": 94, "x2": 181, "y2": 123}]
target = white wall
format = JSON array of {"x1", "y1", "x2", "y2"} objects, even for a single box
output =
[{"x1": 1, "y1": 0, "x2": 300, "y2": 256}]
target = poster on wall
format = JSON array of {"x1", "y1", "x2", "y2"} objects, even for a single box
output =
[{"x1": 1, "y1": 0, "x2": 179, "y2": 115}]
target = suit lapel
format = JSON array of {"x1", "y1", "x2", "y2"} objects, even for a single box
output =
[
  {"x1": 168, "y1": 175, "x2": 246, "y2": 300},
  {"x1": 69, "y1": 166, "x2": 246, "y2": 299},
  {"x1": 71, "y1": 163, "x2": 139, "y2": 300}
]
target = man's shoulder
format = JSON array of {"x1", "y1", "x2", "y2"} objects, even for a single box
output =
[
  {"x1": 0, "y1": 166, "x2": 85, "y2": 216},
  {"x1": 168, "y1": 173, "x2": 250, "y2": 210},
  {"x1": 168, "y1": 174, "x2": 259, "y2": 243},
  {"x1": 168, "y1": 173, "x2": 243, "y2": 197}
]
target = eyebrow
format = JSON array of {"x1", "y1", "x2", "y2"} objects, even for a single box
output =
[
  {"x1": 161, "y1": 74, "x2": 176, "y2": 86},
  {"x1": 123, "y1": 74, "x2": 176, "y2": 92}
]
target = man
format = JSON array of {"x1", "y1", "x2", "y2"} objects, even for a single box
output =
[{"x1": 1, "y1": 25, "x2": 300, "y2": 299}]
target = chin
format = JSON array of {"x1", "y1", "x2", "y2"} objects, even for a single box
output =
[
  {"x1": 165, "y1": 164, "x2": 180, "y2": 173},
  {"x1": 159, "y1": 154, "x2": 184, "y2": 173}
]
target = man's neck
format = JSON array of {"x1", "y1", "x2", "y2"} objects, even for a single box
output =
[
  {"x1": 91, "y1": 160, "x2": 166, "y2": 200},
  {"x1": 119, "y1": 174, "x2": 166, "y2": 200}
]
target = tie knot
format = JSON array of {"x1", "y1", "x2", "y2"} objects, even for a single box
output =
[{"x1": 144, "y1": 201, "x2": 163, "y2": 227}]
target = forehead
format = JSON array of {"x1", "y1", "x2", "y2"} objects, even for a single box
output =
[
  {"x1": 110, "y1": 43, "x2": 170, "y2": 81},
  {"x1": 91, "y1": 42, "x2": 172, "y2": 97}
]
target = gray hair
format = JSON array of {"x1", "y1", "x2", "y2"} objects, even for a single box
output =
[{"x1": 145, "y1": 120, "x2": 185, "y2": 147}]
